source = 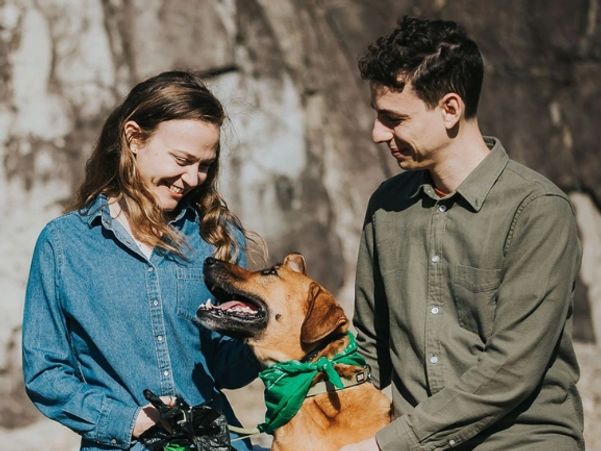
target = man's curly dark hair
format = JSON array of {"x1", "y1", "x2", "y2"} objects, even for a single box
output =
[{"x1": 358, "y1": 16, "x2": 484, "y2": 118}]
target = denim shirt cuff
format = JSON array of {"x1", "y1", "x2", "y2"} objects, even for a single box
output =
[
  {"x1": 96, "y1": 398, "x2": 139, "y2": 448},
  {"x1": 129, "y1": 406, "x2": 142, "y2": 445}
]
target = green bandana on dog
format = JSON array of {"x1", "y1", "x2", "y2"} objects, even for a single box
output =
[{"x1": 257, "y1": 332, "x2": 366, "y2": 434}]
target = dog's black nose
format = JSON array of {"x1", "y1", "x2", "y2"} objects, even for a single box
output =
[{"x1": 204, "y1": 257, "x2": 217, "y2": 268}]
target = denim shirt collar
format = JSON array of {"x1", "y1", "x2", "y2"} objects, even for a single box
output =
[{"x1": 83, "y1": 194, "x2": 200, "y2": 229}]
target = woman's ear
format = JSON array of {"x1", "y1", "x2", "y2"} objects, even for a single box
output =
[
  {"x1": 124, "y1": 121, "x2": 142, "y2": 154},
  {"x1": 439, "y1": 93, "x2": 463, "y2": 129}
]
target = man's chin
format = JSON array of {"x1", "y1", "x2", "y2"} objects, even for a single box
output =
[{"x1": 397, "y1": 159, "x2": 415, "y2": 170}]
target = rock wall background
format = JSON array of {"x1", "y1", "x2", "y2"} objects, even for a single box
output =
[{"x1": 1, "y1": 0, "x2": 600, "y2": 449}]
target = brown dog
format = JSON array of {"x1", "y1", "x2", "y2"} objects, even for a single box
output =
[{"x1": 196, "y1": 253, "x2": 390, "y2": 451}]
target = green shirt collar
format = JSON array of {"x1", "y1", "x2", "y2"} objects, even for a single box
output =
[
  {"x1": 456, "y1": 136, "x2": 509, "y2": 212},
  {"x1": 409, "y1": 136, "x2": 508, "y2": 212}
]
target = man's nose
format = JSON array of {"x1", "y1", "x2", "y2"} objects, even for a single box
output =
[{"x1": 372, "y1": 119, "x2": 392, "y2": 144}]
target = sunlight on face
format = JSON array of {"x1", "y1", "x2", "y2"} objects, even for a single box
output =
[
  {"x1": 131, "y1": 119, "x2": 219, "y2": 211},
  {"x1": 370, "y1": 82, "x2": 448, "y2": 171}
]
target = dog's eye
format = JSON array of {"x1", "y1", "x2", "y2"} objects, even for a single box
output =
[{"x1": 260, "y1": 267, "x2": 278, "y2": 276}]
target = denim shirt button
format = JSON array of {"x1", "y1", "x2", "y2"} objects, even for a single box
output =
[
  {"x1": 111, "y1": 439, "x2": 117, "y2": 445},
  {"x1": 148, "y1": 267, "x2": 154, "y2": 272},
  {"x1": 153, "y1": 299, "x2": 159, "y2": 306}
]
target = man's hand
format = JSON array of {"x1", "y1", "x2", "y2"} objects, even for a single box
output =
[
  {"x1": 339, "y1": 436, "x2": 380, "y2": 451},
  {"x1": 132, "y1": 396, "x2": 175, "y2": 438}
]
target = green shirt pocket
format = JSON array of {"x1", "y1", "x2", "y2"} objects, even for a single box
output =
[{"x1": 452, "y1": 264, "x2": 503, "y2": 341}]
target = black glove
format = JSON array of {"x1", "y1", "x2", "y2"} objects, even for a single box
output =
[{"x1": 138, "y1": 389, "x2": 231, "y2": 451}]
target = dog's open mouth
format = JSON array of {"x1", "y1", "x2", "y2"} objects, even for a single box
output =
[
  {"x1": 198, "y1": 283, "x2": 266, "y2": 321},
  {"x1": 196, "y1": 276, "x2": 268, "y2": 339}
]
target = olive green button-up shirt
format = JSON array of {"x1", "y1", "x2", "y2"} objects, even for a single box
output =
[{"x1": 353, "y1": 137, "x2": 584, "y2": 450}]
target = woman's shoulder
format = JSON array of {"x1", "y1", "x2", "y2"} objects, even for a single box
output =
[{"x1": 36, "y1": 208, "x2": 98, "y2": 243}]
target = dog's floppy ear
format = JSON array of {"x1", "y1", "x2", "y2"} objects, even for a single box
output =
[
  {"x1": 283, "y1": 253, "x2": 306, "y2": 275},
  {"x1": 301, "y1": 283, "x2": 347, "y2": 345}
]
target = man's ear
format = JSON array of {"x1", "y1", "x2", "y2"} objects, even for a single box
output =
[
  {"x1": 124, "y1": 120, "x2": 143, "y2": 154},
  {"x1": 283, "y1": 253, "x2": 306, "y2": 275},
  {"x1": 301, "y1": 283, "x2": 348, "y2": 345},
  {"x1": 439, "y1": 93, "x2": 463, "y2": 129}
]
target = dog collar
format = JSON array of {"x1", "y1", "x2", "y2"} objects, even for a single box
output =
[
  {"x1": 305, "y1": 364, "x2": 371, "y2": 398},
  {"x1": 257, "y1": 332, "x2": 366, "y2": 435}
]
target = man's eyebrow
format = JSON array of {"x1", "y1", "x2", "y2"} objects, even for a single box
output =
[
  {"x1": 375, "y1": 108, "x2": 409, "y2": 119},
  {"x1": 369, "y1": 101, "x2": 408, "y2": 118}
]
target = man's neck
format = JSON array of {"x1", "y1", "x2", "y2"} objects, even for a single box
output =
[{"x1": 430, "y1": 121, "x2": 490, "y2": 193}]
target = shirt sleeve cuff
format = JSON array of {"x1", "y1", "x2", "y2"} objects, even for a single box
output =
[
  {"x1": 96, "y1": 398, "x2": 140, "y2": 448},
  {"x1": 376, "y1": 416, "x2": 419, "y2": 451}
]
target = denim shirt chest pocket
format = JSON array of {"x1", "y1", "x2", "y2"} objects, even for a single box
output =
[
  {"x1": 451, "y1": 264, "x2": 503, "y2": 341},
  {"x1": 176, "y1": 266, "x2": 208, "y2": 322}
]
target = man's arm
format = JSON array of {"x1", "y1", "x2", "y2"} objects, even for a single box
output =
[
  {"x1": 375, "y1": 194, "x2": 581, "y2": 450},
  {"x1": 353, "y1": 202, "x2": 392, "y2": 390}
]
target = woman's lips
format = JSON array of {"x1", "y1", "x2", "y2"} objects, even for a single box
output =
[
  {"x1": 158, "y1": 182, "x2": 185, "y2": 199},
  {"x1": 168, "y1": 186, "x2": 184, "y2": 198}
]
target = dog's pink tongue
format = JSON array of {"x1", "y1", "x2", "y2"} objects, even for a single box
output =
[{"x1": 217, "y1": 300, "x2": 259, "y2": 311}]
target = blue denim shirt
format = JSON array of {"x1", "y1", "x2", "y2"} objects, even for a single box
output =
[{"x1": 22, "y1": 195, "x2": 260, "y2": 450}]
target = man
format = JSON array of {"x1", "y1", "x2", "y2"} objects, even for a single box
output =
[{"x1": 346, "y1": 16, "x2": 584, "y2": 451}]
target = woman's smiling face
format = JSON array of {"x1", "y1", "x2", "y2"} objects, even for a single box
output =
[{"x1": 128, "y1": 119, "x2": 219, "y2": 212}]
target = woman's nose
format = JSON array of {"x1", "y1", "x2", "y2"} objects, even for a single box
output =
[{"x1": 181, "y1": 164, "x2": 199, "y2": 187}]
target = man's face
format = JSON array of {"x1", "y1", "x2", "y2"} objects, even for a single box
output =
[
  {"x1": 132, "y1": 119, "x2": 219, "y2": 212},
  {"x1": 370, "y1": 81, "x2": 449, "y2": 171}
]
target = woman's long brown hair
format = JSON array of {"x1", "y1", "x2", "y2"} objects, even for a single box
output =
[{"x1": 70, "y1": 70, "x2": 260, "y2": 262}]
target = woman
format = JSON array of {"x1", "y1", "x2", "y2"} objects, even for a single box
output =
[{"x1": 22, "y1": 71, "x2": 262, "y2": 450}]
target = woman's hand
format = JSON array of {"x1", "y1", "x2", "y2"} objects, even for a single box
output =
[{"x1": 132, "y1": 396, "x2": 175, "y2": 438}]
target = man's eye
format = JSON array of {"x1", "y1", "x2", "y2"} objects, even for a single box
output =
[
  {"x1": 199, "y1": 163, "x2": 212, "y2": 172},
  {"x1": 382, "y1": 115, "x2": 403, "y2": 125},
  {"x1": 174, "y1": 156, "x2": 188, "y2": 165}
]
